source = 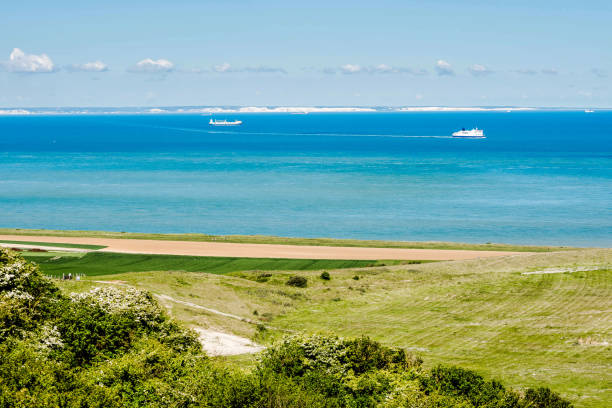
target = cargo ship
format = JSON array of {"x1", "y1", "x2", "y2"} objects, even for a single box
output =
[
  {"x1": 209, "y1": 118, "x2": 242, "y2": 126},
  {"x1": 452, "y1": 128, "x2": 485, "y2": 138}
]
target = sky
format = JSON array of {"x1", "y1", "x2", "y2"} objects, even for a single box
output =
[{"x1": 1, "y1": 0, "x2": 611, "y2": 108}]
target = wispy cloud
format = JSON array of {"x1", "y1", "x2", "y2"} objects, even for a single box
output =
[
  {"x1": 514, "y1": 69, "x2": 538, "y2": 75},
  {"x1": 541, "y1": 68, "x2": 558, "y2": 75},
  {"x1": 212, "y1": 62, "x2": 286, "y2": 74},
  {"x1": 340, "y1": 64, "x2": 362, "y2": 74},
  {"x1": 435, "y1": 60, "x2": 454, "y2": 76},
  {"x1": 1, "y1": 48, "x2": 55, "y2": 73},
  {"x1": 242, "y1": 66, "x2": 287, "y2": 74},
  {"x1": 213, "y1": 62, "x2": 232, "y2": 73},
  {"x1": 324, "y1": 64, "x2": 428, "y2": 75},
  {"x1": 129, "y1": 58, "x2": 174, "y2": 73},
  {"x1": 66, "y1": 61, "x2": 108, "y2": 72},
  {"x1": 468, "y1": 64, "x2": 494, "y2": 77},
  {"x1": 591, "y1": 68, "x2": 607, "y2": 78}
]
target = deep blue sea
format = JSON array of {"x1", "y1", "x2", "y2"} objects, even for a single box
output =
[{"x1": 1, "y1": 112, "x2": 610, "y2": 247}]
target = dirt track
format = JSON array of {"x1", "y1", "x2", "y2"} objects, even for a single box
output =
[{"x1": 0, "y1": 234, "x2": 530, "y2": 260}]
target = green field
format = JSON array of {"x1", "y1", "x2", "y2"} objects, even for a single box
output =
[
  {"x1": 27, "y1": 251, "x2": 411, "y2": 277},
  {"x1": 46, "y1": 247, "x2": 611, "y2": 407},
  {"x1": 0, "y1": 239, "x2": 106, "y2": 250},
  {"x1": 0, "y1": 227, "x2": 571, "y2": 252}
]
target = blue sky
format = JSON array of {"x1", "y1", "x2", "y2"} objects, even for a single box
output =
[{"x1": 1, "y1": 0, "x2": 610, "y2": 107}]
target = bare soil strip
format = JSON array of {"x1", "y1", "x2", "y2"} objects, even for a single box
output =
[
  {"x1": 192, "y1": 328, "x2": 264, "y2": 356},
  {"x1": 0, "y1": 234, "x2": 531, "y2": 261}
]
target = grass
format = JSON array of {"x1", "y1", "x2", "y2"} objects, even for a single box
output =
[
  {"x1": 0, "y1": 227, "x2": 572, "y2": 252},
  {"x1": 50, "y1": 247, "x2": 611, "y2": 407},
  {"x1": 26, "y1": 251, "x2": 412, "y2": 277},
  {"x1": 0, "y1": 239, "x2": 106, "y2": 250},
  {"x1": 21, "y1": 250, "x2": 86, "y2": 258}
]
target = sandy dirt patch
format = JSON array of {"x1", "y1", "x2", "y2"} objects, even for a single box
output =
[
  {"x1": 193, "y1": 327, "x2": 264, "y2": 356},
  {"x1": 0, "y1": 235, "x2": 529, "y2": 261}
]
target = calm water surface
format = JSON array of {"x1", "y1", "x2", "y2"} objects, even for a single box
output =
[{"x1": 1, "y1": 112, "x2": 610, "y2": 246}]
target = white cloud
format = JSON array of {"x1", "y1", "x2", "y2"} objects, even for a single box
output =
[
  {"x1": 67, "y1": 61, "x2": 108, "y2": 72},
  {"x1": 435, "y1": 60, "x2": 454, "y2": 76},
  {"x1": 373, "y1": 64, "x2": 393, "y2": 73},
  {"x1": 129, "y1": 58, "x2": 174, "y2": 73},
  {"x1": 468, "y1": 64, "x2": 493, "y2": 77},
  {"x1": 213, "y1": 62, "x2": 232, "y2": 73},
  {"x1": 2, "y1": 48, "x2": 55, "y2": 73},
  {"x1": 212, "y1": 63, "x2": 286, "y2": 74},
  {"x1": 340, "y1": 64, "x2": 362, "y2": 74},
  {"x1": 541, "y1": 68, "x2": 558, "y2": 75},
  {"x1": 325, "y1": 64, "x2": 428, "y2": 75}
]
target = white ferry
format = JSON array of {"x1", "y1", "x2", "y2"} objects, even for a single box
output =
[
  {"x1": 452, "y1": 128, "x2": 485, "y2": 138},
  {"x1": 209, "y1": 118, "x2": 242, "y2": 126}
]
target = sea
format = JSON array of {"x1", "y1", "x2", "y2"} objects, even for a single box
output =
[{"x1": 1, "y1": 111, "x2": 610, "y2": 247}]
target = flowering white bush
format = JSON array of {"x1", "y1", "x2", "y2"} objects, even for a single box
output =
[
  {"x1": 70, "y1": 286, "x2": 163, "y2": 326},
  {"x1": 0, "y1": 260, "x2": 28, "y2": 289},
  {"x1": 0, "y1": 250, "x2": 52, "y2": 306},
  {"x1": 1, "y1": 248, "x2": 60, "y2": 341},
  {"x1": 37, "y1": 324, "x2": 64, "y2": 351},
  {"x1": 0, "y1": 260, "x2": 35, "y2": 305}
]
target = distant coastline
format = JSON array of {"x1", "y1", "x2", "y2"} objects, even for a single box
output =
[{"x1": 0, "y1": 105, "x2": 609, "y2": 116}]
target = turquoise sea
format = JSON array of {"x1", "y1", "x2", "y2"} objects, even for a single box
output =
[{"x1": 1, "y1": 111, "x2": 610, "y2": 246}]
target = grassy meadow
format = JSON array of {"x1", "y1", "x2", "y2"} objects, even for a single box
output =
[
  {"x1": 26, "y1": 245, "x2": 611, "y2": 407},
  {"x1": 24, "y1": 251, "x2": 412, "y2": 277},
  {"x1": 0, "y1": 239, "x2": 106, "y2": 250}
]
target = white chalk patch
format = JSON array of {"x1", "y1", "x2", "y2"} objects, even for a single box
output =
[
  {"x1": 521, "y1": 266, "x2": 609, "y2": 275},
  {"x1": 193, "y1": 327, "x2": 264, "y2": 356}
]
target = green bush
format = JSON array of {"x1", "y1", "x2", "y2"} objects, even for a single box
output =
[
  {"x1": 0, "y1": 248, "x2": 61, "y2": 342},
  {"x1": 420, "y1": 365, "x2": 509, "y2": 406},
  {"x1": 256, "y1": 273, "x2": 272, "y2": 282},
  {"x1": 320, "y1": 271, "x2": 331, "y2": 280},
  {"x1": 286, "y1": 276, "x2": 308, "y2": 288},
  {"x1": 525, "y1": 387, "x2": 573, "y2": 408}
]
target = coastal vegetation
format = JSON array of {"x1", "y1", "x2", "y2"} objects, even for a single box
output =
[
  {"x1": 37, "y1": 245, "x2": 608, "y2": 407},
  {"x1": 0, "y1": 248, "x2": 578, "y2": 407}
]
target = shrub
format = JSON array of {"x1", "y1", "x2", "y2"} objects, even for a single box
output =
[
  {"x1": 525, "y1": 387, "x2": 573, "y2": 408},
  {"x1": 420, "y1": 365, "x2": 507, "y2": 405},
  {"x1": 320, "y1": 271, "x2": 331, "y2": 280},
  {"x1": 256, "y1": 273, "x2": 272, "y2": 283},
  {"x1": 352, "y1": 275, "x2": 360, "y2": 280},
  {"x1": 286, "y1": 276, "x2": 307, "y2": 288},
  {"x1": 0, "y1": 248, "x2": 61, "y2": 342},
  {"x1": 344, "y1": 336, "x2": 419, "y2": 375},
  {"x1": 419, "y1": 365, "x2": 572, "y2": 408}
]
